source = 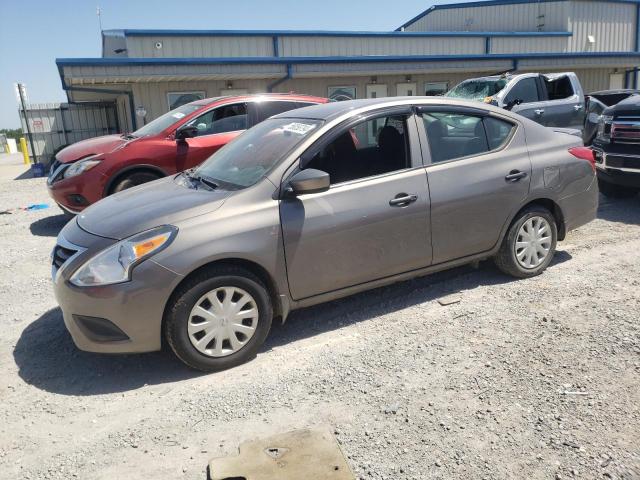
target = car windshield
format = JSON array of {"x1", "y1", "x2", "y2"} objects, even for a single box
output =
[
  {"x1": 446, "y1": 78, "x2": 508, "y2": 101},
  {"x1": 194, "y1": 117, "x2": 323, "y2": 189},
  {"x1": 131, "y1": 103, "x2": 202, "y2": 137}
]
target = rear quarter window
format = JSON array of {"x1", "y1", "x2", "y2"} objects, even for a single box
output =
[{"x1": 484, "y1": 117, "x2": 516, "y2": 150}]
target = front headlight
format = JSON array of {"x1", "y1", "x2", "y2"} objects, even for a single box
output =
[
  {"x1": 69, "y1": 226, "x2": 177, "y2": 287},
  {"x1": 597, "y1": 115, "x2": 613, "y2": 141},
  {"x1": 64, "y1": 154, "x2": 103, "y2": 179}
]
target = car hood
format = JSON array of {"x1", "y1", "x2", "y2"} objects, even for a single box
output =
[
  {"x1": 55, "y1": 134, "x2": 132, "y2": 163},
  {"x1": 77, "y1": 175, "x2": 231, "y2": 240},
  {"x1": 604, "y1": 94, "x2": 640, "y2": 117}
]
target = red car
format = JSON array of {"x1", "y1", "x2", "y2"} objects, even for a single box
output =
[{"x1": 47, "y1": 94, "x2": 328, "y2": 214}]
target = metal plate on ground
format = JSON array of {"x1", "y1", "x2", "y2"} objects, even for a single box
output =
[{"x1": 208, "y1": 427, "x2": 355, "y2": 480}]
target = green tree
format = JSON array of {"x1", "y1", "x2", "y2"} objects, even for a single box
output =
[{"x1": 0, "y1": 128, "x2": 24, "y2": 141}]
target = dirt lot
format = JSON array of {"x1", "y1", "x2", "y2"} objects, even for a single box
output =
[{"x1": 0, "y1": 154, "x2": 638, "y2": 480}]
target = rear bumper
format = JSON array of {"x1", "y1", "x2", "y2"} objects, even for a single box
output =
[{"x1": 559, "y1": 174, "x2": 599, "y2": 233}]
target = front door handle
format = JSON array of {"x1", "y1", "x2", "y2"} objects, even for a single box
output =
[
  {"x1": 389, "y1": 193, "x2": 418, "y2": 207},
  {"x1": 534, "y1": 109, "x2": 545, "y2": 115},
  {"x1": 573, "y1": 104, "x2": 583, "y2": 111},
  {"x1": 505, "y1": 170, "x2": 528, "y2": 182}
]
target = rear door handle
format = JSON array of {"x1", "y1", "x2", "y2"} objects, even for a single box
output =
[
  {"x1": 505, "y1": 170, "x2": 528, "y2": 182},
  {"x1": 534, "y1": 109, "x2": 545, "y2": 115},
  {"x1": 389, "y1": 193, "x2": 418, "y2": 207}
]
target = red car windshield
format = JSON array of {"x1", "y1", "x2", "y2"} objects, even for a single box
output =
[{"x1": 132, "y1": 103, "x2": 202, "y2": 137}]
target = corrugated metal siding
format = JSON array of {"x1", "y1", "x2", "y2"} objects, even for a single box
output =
[
  {"x1": 62, "y1": 64, "x2": 285, "y2": 85},
  {"x1": 126, "y1": 36, "x2": 274, "y2": 57},
  {"x1": 405, "y1": 2, "x2": 569, "y2": 32},
  {"x1": 293, "y1": 59, "x2": 513, "y2": 77},
  {"x1": 518, "y1": 54, "x2": 637, "y2": 68},
  {"x1": 567, "y1": 1, "x2": 636, "y2": 52},
  {"x1": 279, "y1": 36, "x2": 485, "y2": 56},
  {"x1": 490, "y1": 36, "x2": 569, "y2": 53}
]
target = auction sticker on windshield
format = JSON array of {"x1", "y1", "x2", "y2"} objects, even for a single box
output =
[{"x1": 282, "y1": 122, "x2": 317, "y2": 135}]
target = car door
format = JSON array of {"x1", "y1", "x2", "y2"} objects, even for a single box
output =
[
  {"x1": 177, "y1": 102, "x2": 248, "y2": 170},
  {"x1": 539, "y1": 74, "x2": 585, "y2": 128},
  {"x1": 418, "y1": 106, "x2": 531, "y2": 264},
  {"x1": 280, "y1": 108, "x2": 432, "y2": 300},
  {"x1": 505, "y1": 76, "x2": 549, "y2": 125}
]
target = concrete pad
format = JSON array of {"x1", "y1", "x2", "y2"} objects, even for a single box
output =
[{"x1": 208, "y1": 427, "x2": 355, "y2": 480}]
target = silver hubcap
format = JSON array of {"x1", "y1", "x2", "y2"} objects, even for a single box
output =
[
  {"x1": 188, "y1": 287, "x2": 259, "y2": 357},
  {"x1": 514, "y1": 216, "x2": 552, "y2": 269}
]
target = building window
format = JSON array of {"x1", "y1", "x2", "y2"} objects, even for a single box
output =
[
  {"x1": 328, "y1": 86, "x2": 356, "y2": 102},
  {"x1": 424, "y1": 82, "x2": 449, "y2": 96},
  {"x1": 167, "y1": 91, "x2": 205, "y2": 110}
]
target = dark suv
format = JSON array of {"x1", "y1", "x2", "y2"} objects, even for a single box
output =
[{"x1": 592, "y1": 93, "x2": 640, "y2": 197}]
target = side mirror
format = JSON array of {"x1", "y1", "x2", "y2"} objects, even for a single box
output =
[
  {"x1": 504, "y1": 98, "x2": 523, "y2": 111},
  {"x1": 175, "y1": 125, "x2": 199, "y2": 141},
  {"x1": 287, "y1": 169, "x2": 330, "y2": 196}
]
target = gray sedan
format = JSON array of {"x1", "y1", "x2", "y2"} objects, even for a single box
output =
[{"x1": 51, "y1": 98, "x2": 598, "y2": 371}]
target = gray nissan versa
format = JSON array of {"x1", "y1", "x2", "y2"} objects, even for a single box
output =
[{"x1": 52, "y1": 98, "x2": 598, "y2": 371}]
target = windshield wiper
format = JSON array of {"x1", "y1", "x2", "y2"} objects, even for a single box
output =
[
  {"x1": 121, "y1": 133, "x2": 137, "y2": 140},
  {"x1": 184, "y1": 170, "x2": 218, "y2": 190}
]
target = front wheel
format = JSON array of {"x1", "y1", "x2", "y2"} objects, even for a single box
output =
[
  {"x1": 111, "y1": 171, "x2": 161, "y2": 194},
  {"x1": 494, "y1": 206, "x2": 557, "y2": 278},
  {"x1": 164, "y1": 266, "x2": 273, "y2": 372}
]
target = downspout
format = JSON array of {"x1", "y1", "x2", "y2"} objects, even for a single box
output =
[
  {"x1": 57, "y1": 62, "x2": 137, "y2": 131},
  {"x1": 267, "y1": 64, "x2": 293, "y2": 93}
]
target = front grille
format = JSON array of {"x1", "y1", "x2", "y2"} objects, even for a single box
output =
[
  {"x1": 605, "y1": 155, "x2": 640, "y2": 170},
  {"x1": 611, "y1": 121, "x2": 640, "y2": 143},
  {"x1": 52, "y1": 245, "x2": 78, "y2": 270},
  {"x1": 47, "y1": 159, "x2": 70, "y2": 185}
]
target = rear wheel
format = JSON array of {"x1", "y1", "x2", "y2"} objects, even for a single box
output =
[
  {"x1": 164, "y1": 266, "x2": 273, "y2": 372},
  {"x1": 494, "y1": 206, "x2": 557, "y2": 278},
  {"x1": 111, "y1": 171, "x2": 161, "y2": 194},
  {"x1": 598, "y1": 178, "x2": 638, "y2": 198}
]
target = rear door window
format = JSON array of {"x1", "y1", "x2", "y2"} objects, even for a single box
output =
[
  {"x1": 544, "y1": 75, "x2": 575, "y2": 100},
  {"x1": 504, "y1": 78, "x2": 540, "y2": 105},
  {"x1": 421, "y1": 111, "x2": 515, "y2": 163},
  {"x1": 254, "y1": 101, "x2": 306, "y2": 123}
]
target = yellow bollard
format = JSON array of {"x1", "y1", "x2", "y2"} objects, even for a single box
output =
[{"x1": 19, "y1": 138, "x2": 30, "y2": 165}]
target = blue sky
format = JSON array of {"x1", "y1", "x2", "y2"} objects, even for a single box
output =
[{"x1": 0, "y1": 0, "x2": 463, "y2": 128}]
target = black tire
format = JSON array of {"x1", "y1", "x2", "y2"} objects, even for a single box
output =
[
  {"x1": 164, "y1": 266, "x2": 273, "y2": 372},
  {"x1": 111, "y1": 171, "x2": 161, "y2": 194},
  {"x1": 598, "y1": 178, "x2": 638, "y2": 199},
  {"x1": 494, "y1": 206, "x2": 558, "y2": 279}
]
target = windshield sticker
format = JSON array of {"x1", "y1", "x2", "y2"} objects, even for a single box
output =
[
  {"x1": 172, "y1": 112, "x2": 186, "y2": 119},
  {"x1": 281, "y1": 122, "x2": 317, "y2": 135}
]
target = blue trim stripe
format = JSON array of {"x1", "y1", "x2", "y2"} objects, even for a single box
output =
[
  {"x1": 397, "y1": 0, "x2": 640, "y2": 31},
  {"x1": 113, "y1": 28, "x2": 571, "y2": 38},
  {"x1": 57, "y1": 51, "x2": 640, "y2": 67}
]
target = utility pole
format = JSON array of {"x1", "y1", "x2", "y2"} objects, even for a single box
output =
[
  {"x1": 97, "y1": 6, "x2": 103, "y2": 32},
  {"x1": 16, "y1": 83, "x2": 37, "y2": 164}
]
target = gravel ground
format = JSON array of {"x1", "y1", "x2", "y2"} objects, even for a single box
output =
[{"x1": 0, "y1": 154, "x2": 638, "y2": 480}]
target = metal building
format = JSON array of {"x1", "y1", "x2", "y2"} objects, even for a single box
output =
[{"x1": 56, "y1": 0, "x2": 640, "y2": 132}]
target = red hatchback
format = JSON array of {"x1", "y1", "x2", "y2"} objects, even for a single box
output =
[{"x1": 47, "y1": 94, "x2": 328, "y2": 214}]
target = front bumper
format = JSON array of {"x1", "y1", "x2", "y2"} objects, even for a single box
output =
[
  {"x1": 52, "y1": 220, "x2": 183, "y2": 354},
  {"x1": 47, "y1": 163, "x2": 109, "y2": 213},
  {"x1": 594, "y1": 148, "x2": 640, "y2": 188}
]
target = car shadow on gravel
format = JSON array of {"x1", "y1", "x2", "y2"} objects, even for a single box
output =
[
  {"x1": 14, "y1": 253, "x2": 571, "y2": 395},
  {"x1": 30, "y1": 214, "x2": 69, "y2": 237},
  {"x1": 264, "y1": 252, "x2": 572, "y2": 351},
  {"x1": 597, "y1": 194, "x2": 640, "y2": 224},
  {"x1": 13, "y1": 308, "x2": 200, "y2": 396}
]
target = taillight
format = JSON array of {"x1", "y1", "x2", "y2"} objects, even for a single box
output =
[{"x1": 568, "y1": 146, "x2": 596, "y2": 172}]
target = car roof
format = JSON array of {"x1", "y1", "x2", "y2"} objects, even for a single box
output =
[
  {"x1": 191, "y1": 93, "x2": 327, "y2": 106},
  {"x1": 273, "y1": 96, "x2": 513, "y2": 122}
]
